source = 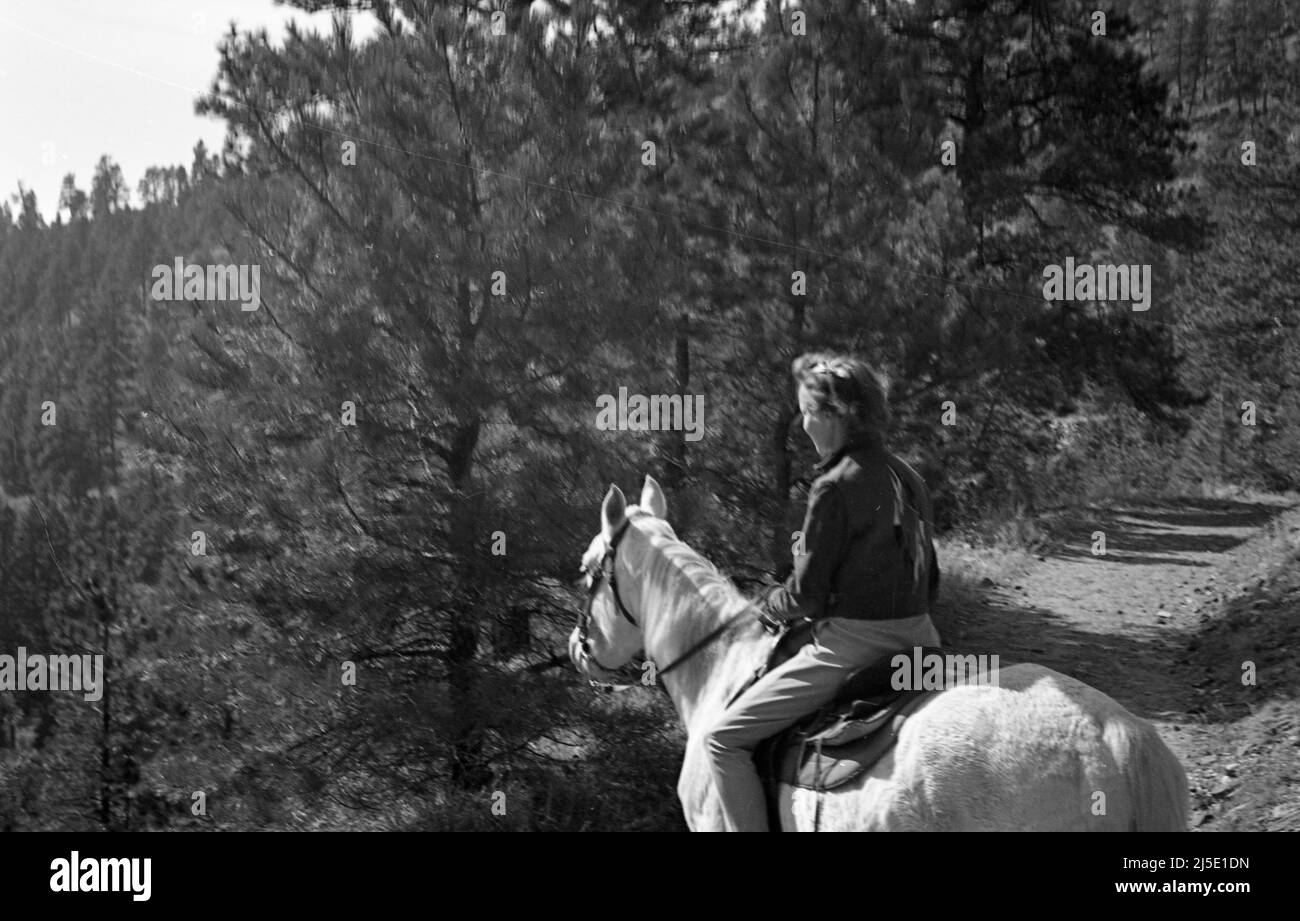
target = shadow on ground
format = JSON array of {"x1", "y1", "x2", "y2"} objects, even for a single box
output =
[{"x1": 1036, "y1": 497, "x2": 1284, "y2": 564}]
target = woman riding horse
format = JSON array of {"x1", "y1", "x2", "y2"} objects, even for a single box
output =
[{"x1": 704, "y1": 352, "x2": 942, "y2": 832}]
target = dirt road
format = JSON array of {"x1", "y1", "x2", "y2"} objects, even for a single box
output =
[{"x1": 938, "y1": 495, "x2": 1300, "y2": 832}]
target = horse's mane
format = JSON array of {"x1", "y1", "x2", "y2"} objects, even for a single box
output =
[{"x1": 625, "y1": 510, "x2": 762, "y2": 653}]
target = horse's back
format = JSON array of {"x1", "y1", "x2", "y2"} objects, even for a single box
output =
[{"x1": 783, "y1": 663, "x2": 1189, "y2": 831}]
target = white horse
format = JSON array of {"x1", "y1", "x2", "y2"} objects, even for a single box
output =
[{"x1": 569, "y1": 476, "x2": 1190, "y2": 832}]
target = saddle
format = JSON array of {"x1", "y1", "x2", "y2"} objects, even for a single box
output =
[{"x1": 743, "y1": 622, "x2": 944, "y2": 829}]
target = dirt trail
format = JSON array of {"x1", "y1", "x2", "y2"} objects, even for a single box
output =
[{"x1": 939, "y1": 495, "x2": 1300, "y2": 832}]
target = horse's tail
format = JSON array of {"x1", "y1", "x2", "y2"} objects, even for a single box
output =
[{"x1": 1124, "y1": 721, "x2": 1191, "y2": 832}]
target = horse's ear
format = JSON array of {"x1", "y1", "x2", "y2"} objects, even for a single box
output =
[
  {"x1": 640, "y1": 475, "x2": 668, "y2": 519},
  {"x1": 601, "y1": 484, "x2": 627, "y2": 535}
]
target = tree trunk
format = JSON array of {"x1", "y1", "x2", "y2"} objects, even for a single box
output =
[
  {"x1": 446, "y1": 459, "x2": 488, "y2": 790},
  {"x1": 770, "y1": 408, "x2": 796, "y2": 571},
  {"x1": 665, "y1": 312, "x2": 690, "y2": 490},
  {"x1": 95, "y1": 585, "x2": 114, "y2": 829}
]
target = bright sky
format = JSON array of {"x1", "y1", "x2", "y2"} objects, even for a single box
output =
[{"x1": 0, "y1": 0, "x2": 378, "y2": 220}]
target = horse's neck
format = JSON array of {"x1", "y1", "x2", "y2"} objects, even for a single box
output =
[
  {"x1": 631, "y1": 537, "x2": 769, "y2": 733},
  {"x1": 665, "y1": 629, "x2": 769, "y2": 733}
]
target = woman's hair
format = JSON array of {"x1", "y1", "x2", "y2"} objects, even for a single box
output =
[{"x1": 792, "y1": 352, "x2": 890, "y2": 441}]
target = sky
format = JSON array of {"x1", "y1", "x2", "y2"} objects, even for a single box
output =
[{"x1": 0, "y1": 0, "x2": 379, "y2": 220}]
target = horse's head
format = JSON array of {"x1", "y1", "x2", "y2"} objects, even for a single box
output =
[{"x1": 568, "y1": 474, "x2": 670, "y2": 682}]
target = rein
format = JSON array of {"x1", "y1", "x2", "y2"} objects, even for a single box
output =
[
  {"x1": 577, "y1": 516, "x2": 759, "y2": 687},
  {"x1": 657, "y1": 607, "x2": 754, "y2": 678}
]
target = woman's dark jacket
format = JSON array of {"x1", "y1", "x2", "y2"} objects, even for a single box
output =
[{"x1": 761, "y1": 434, "x2": 940, "y2": 623}]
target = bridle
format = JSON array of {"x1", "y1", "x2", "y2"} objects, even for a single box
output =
[
  {"x1": 576, "y1": 518, "x2": 639, "y2": 675},
  {"x1": 576, "y1": 514, "x2": 760, "y2": 684}
]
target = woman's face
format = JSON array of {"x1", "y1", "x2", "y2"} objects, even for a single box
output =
[{"x1": 799, "y1": 385, "x2": 846, "y2": 458}]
